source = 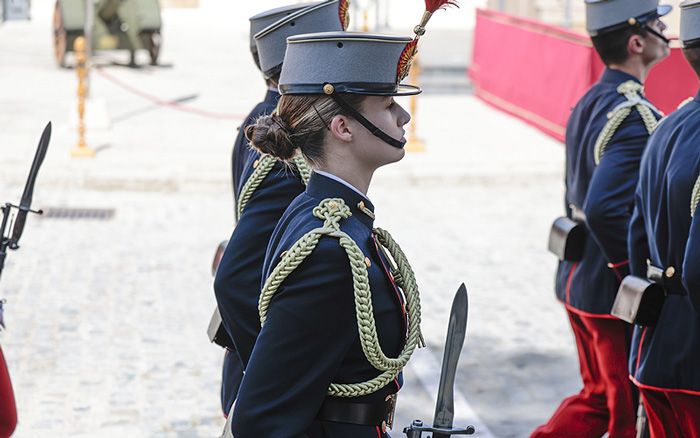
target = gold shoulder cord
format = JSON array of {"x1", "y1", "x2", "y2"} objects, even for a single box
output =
[
  {"x1": 691, "y1": 173, "x2": 700, "y2": 218},
  {"x1": 237, "y1": 154, "x2": 311, "y2": 218},
  {"x1": 258, "y1": 198, "x2": 423, "y2": 398},
  {"x1": 594, "y1": 81, "x2": 662, "y2": 165}
]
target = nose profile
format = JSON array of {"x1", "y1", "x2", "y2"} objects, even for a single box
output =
[{"x1": 399, "y1": 104, "x2": 411, "y2": 127}]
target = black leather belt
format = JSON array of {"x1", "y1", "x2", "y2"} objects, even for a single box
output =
[{"x1": 317, "y1": 394, "x2": 397, "y2": 428}]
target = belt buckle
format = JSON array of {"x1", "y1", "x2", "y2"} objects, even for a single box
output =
[{"x1": 385, "y1": 393, "x2": 397, "y2": 430}]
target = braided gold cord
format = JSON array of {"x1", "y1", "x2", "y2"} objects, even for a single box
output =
[
  {"x1": 292, "y1": 154, "x2": 311, "y2": 185},
  {"x1": 636, "y1": 104, "x2": 659, "y2": 135},
  {"x1": 237, "y1": 154, "x2": 276, "y2": 218},
  {"x1": 594, "y1": 107, "x2": 632, "y2": 165},
  {"x1": 691, "y1": 174, "x2": 700, "y2": 218},
  {"x1": 594, "y1": 81, "x2": 659, "y2": 165},
  {"x1": 258, "y1": 198, "x2": 423, "y2": 398},
  {"x1": 237, "y1": 153, "x2": 312, "y2": 217}
]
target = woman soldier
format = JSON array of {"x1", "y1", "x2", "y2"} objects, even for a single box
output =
[
  {"x1": 227, "y1": 14, "x2": 447, "y2": 435},
  {"x1": 215, "y1": 0, "x2": 349, "y2": 417}
]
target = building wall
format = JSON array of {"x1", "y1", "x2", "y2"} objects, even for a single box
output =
[{"x1": 487, "y1": 0, "x2": 683, "y2": 36}]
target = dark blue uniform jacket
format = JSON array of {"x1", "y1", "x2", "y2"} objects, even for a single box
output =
[
  {"x1": 628, "y1": 91, "x2": 700, "y2": 393},
  {"x1": 216, "y1": 156, "x2": 306, "y2": 358},
  {"x1": 556, "y1": 69, "x2": 660, "y2": 315},
  {"x1": 231, "y1": 89, "x2": 280, "y2": 206},
  {"x1": 232, "y1": 172, "x2": 407, "y2": 438},
  {"x1": 215, "y1": 159, "x2": 305, "y2": 414},
  {"x1": 216, "y1": 88, "x2": 294, "y2": 416}
]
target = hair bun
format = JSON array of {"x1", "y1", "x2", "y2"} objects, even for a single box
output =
[{"x1": 245, "y1": 114, "x2": 298, "y2": 161}]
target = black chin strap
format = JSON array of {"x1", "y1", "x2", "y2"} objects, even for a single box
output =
[
  {"x1": 329, "y1": 93, "x2": 406, "y2": 149},
  {"x1": 642, "y1": 23, "x2": 671, "y2": 45}
]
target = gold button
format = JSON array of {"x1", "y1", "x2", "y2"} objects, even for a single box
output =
[
  {"x1": 323, "y1": 84, "x2": 335, "y2": 95},
  {"x1": 253, "y1": 159, "x2": 259, "y2": 168},
  {"x1": 666, "y1": 266, "x2": 676, "y2": 278},
  {"x1": 628, "y1": 17, "x2": 637, "y2": 26},
  {"x1": 364, "y1": 257, "x2": 371, "y2": 268},
  {"x1": 358, "y1": 201, "x2": 365, "y2": 209},
  {"x1": 381, "y1": 421, "x2": 387, "y2": 433}
]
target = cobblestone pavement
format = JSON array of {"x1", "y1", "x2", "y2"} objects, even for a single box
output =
[{"x1": 1, "y1": 1, "x2": 579, "y2": 437}]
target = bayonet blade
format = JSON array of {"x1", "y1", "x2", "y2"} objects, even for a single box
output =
[
  {"x1": 432, "y1": 283, "x2": 469, "y2": 437},
  {"x1": 11, "y1": 122, "x2": 51, "y2": 245}
]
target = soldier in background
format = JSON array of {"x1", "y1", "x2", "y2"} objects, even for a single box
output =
[
  {"x1": 626, "y1": 0, "x2": 700, "y2": 435},
  {"x1": 230, "y1": 3, "x2": 309, "y2": 209},
  {"x1": 216, "y1": 0, "x2": 349, "y2": 418},
  {"x1": 536, "y1": 0, "x2": 671, "y2": 436},
  {"x1": 218, "y1": 3, "x2": 307, "y2": 418}
]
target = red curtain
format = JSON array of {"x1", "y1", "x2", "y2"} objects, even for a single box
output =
[
  {"x1": 471, "y1": 9, "x2": 700, "y2": 142},
  {"x1": 646, "y1": 49, "x2": 700, "y2": 115}
]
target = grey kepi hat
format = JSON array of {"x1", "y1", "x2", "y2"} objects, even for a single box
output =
[
  {"x1": 585, "y1": 0, "x2": 672, "y2": 36},
  {"x1": 279, "y1": 31, "x2": 421, "y2": 149},
  {"x1": 681, "y1": 0, "x2": 700, "y2": 47},
  {"x1": 279, "y1": 32, "x2": 421, "y2": 96},
  {"x1": 255, "y1": 0, "x2": 349, "y2": 78},
  {"x1": 278, "y1": 3, "x2": 452, "y2": 149},
  {"x1": 249, "y1": 3, "x2": 315, "y2": 70}
]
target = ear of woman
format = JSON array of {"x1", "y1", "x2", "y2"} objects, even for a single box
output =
[{"x1": 329, "y1": 114, "x2": 354, "y2": 143}]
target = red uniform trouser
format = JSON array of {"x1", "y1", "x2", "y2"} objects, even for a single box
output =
[
  {"x1": 640, "y1": 387, "x2": 700, "y2": 438},
  {"x1": 531, "y1": 309, "x2": 636, "y2": 438},
  {"x1": 0, "y1": 346, "x2": 17, "y2": 438}
]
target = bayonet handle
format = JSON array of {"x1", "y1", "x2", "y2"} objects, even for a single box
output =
[{"x1": 403, "y1": 421, "x2": 476, "y2": 437}]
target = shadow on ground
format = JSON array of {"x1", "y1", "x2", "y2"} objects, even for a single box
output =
[{"x1": 439, "y1": 334, "x2": 581, "y2": 438}]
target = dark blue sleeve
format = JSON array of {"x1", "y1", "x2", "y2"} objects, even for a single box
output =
[
  {"x1": 627, "y1": 186, "x2": 650, "y2": 278},
  {"x1": 231, "y1": 237, "x2": 357, "y2": 437},
  {"x1": 584, "y1": 114, "x2": 648, "y2": 279},
  {"x1": 683, "y1": 209, "x2": 700, "y2": 313},
  {"x1": 215, "y1": 162, "x2": 305, "y2": 367}
]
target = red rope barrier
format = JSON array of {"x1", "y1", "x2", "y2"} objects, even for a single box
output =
[{"x1": 94, "y1": 68, "x2": 246, "y2": 121}]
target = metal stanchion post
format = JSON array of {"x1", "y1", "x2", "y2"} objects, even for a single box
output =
[
  {"x1": 405, "y1": 55, "x2": 425, "y2": 153},
  {"x1": 71, "y1": 36, "x2": 96, "y2": 157}
]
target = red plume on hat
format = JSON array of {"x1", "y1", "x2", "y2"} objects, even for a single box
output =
[
  {"x1": 338, "y1": 0, "x2": 350, "y2": 30},
  {"x1": 424, "y1": 1, "x2": 459, "y2": 17},
  {"x1": 397, "y1": 0, "x2": 459, "y2": 82}
]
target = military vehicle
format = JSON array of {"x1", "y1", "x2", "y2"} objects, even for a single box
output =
[{"x1": 53, "y1": 0, "x2": 162, "y2": 67}]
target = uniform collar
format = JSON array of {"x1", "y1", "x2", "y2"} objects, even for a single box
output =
[
  {"x1": 264, "y1": 89, "x2": 281, "y2": 105},
  {"x1": 314, "y1": 170, "x2": 366, "y2": 198},
  {"x1": 600, "y1": 68, "x2": 642, "y2": 86},
  {"x1": 306, "y1": 172, "x2": 375, "y2": 229}
]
